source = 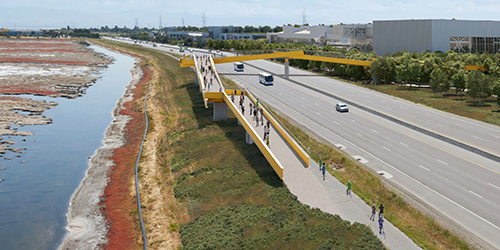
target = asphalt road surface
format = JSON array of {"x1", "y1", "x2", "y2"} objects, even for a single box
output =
[{"x1": 106, "y1": 38, "x2": 500, "y2": 249}]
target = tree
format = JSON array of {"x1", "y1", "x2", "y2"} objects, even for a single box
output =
[
  {"x1": 370, "y1": 57, "x2": 396, "y2": 84},
  {"x1": 429, "y1": 68, "x2": 450, "y2": 96},
  {"x1": 451, "y1": 71, "x2": 466, "y2": 95},
  {"x1": 466, "y1": 70, "x2": 492, "y2": 105},
  {"x1": 492, "y1": 79, "x2": 500, "y2": 107}
]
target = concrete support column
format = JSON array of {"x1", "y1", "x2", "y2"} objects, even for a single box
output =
[
  {"x1": 285, "y1": 59, "x2": 290, "y2": 80},
  {"x1": 213, "y1": 102, "x2": 227, "y2": 121},
  {"x1": 195, "y1": 72, "x2": 199, "y2": 85},
  {"x1": 245, "y1": 131, "x2": 254, "y2": 144}
]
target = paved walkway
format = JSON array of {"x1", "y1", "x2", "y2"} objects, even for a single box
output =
[
  {"x1": 231, "y1": 94, "x2": 420, "y2": 249},
  {"x1": 196, "y1": 55, "x2": 222, "y2": 92}
]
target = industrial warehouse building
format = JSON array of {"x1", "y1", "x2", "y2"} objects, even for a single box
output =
[
  {"x1": 373, "y1": 19, "x2": 500, "y2": 55},
  {"x1": 267, "y1": 24, "x2": 373, "y2": 48}
]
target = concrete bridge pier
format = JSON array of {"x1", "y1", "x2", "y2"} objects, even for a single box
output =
[
  {"x1": 213, "y1": 102, "x2": 227, "y2": 121},
  {"x1": 285, "y1": 59, "x2": 290, "y2": 80},
  {"x1": 195, "y1": 72, "x2": 199, "y2": 85},
  {"x1": 245, "y1": 131, "x2": 254, "y2": 144}
]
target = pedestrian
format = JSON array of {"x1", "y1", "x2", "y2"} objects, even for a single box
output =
[
  {"x1": 322, "y1": 163, "x2": 326, "y2": 181},
  {"x1": 347, "y1": 180, "x2": 352, "y2": 197},
  {"x1": 239, "y1": 97, "x2": 242, "y2": 107},
  {"x1": 256, "y1": 98, "x2": 259, "y2": 108},
  {"x1": 378, "y1": 215, "x2": 384, "y2": 235},
  {"x1": 249, "y1": 102, "x2": 253, "y2": 114},
  {"x1": 319, "y1": 159, "x2": 323, "y2": 171},
  {"x1": 210, "y1": 77, "x2": 213, "y2": 86},
  {"x1": 260, "y1": 107, "x2": 263, "y2": 117},
  {"x1": 370, "y1": 204, "x2": 377, "y2": 221},
  {"x1": 378, "y1": 204, "x2": 384, "y2": 217},
  {"x1": 266, "y1": 120, "x2": 270, "y2": 128},
  {"x1": 241, "y1": 105, "x2": 245, "y2": 115},
  {"x1": 256, "y1": 115, "x2": 259, "y2": 126},
  {"x1": 231, "y1": 92, "x2": 235, "y2": 103},
  {"x1": 261, "y1": 116, "x2": 264, "y2": 126},
  {"x1": 266, "y1": 133, "x2": 270, "y2": 146},
  {"x1": 253, "y1": 107, "x2": 257, "y2": 118},
  {"x1": 263, "y1": 126, "x2": 267, "y2": 141}
]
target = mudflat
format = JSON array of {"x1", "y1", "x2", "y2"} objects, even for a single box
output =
[{"x1": 0, "y1": 38, "x2": 112, "y2": 158}]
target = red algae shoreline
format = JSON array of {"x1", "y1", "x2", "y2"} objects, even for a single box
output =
[{"x1": 101, "y1": 64, "x2": 151, "y2": 250}]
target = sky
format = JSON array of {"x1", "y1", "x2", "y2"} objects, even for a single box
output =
[{"x1": 2, "y1": 0, "x2": 500, "y2": 29}]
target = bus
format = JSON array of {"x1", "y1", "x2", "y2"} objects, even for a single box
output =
[
  {"x1": 259, "y1": 72, "x2": 274, "y2": 86},
  {"x1": 233, "y1": 62, "x2": 244, "y2": 72}
]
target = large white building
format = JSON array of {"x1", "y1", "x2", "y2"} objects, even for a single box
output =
[
  {"x1": 373, "y1": 19, "x2": 500, "y2": 55},
  {"x1": 266, "y1": 24, "x2": 373, "y2": 48}
]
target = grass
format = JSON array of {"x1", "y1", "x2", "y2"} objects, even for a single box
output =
[
  {"x1": 364, "y1": 84, "x2": 500, "y2": 126},
  {"x1": 268, "y1": 109, "x2": 471, "y2": 250},
  {"x1": 99, "y1": 40, "x2": 385, "y2": 249}
]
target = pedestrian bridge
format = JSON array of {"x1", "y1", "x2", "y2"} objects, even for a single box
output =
[{"x1": 189, "y1": 54, "x2": 310, "y2": 180}]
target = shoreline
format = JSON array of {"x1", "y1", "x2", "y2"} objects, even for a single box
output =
[{"x1": 58, "y1": 56, "x2": 144, "y2": 250}]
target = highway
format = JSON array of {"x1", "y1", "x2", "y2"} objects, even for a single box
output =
[{"x1": 106, "y1": 38, "x2": 500, "y2": 249}]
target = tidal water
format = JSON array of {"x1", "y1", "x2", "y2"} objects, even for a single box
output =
[{"x1": 0, "y1": 45, "x2": 136, "y2": 250}]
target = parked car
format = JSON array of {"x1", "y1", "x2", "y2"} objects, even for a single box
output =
[{"x1": 335, "y1": 103, "x2": 349, "y2": 112}]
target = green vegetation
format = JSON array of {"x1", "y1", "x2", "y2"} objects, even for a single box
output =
[
  {"x1": 99, "y1": 39, "x2": 385, "y2": 249},
  {"x1": 268, "y1": 110, "x2": 471, "y2": 250}
]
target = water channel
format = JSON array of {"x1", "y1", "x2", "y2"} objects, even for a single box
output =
[{"x1": 0, "y1": 45, "x2": 136, "y2": 250}]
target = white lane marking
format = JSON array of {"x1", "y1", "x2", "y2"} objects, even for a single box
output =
[
  {"x1": 316, "y1": 112, "x2": 321, "y2": 115},
  {"x1": 372, "y1": 129, "x2": 379, "y2": 133},
  {"x1": 419, "y1": 165, "x2": 430, "y2": 171},
  {"x1": 438, "y1": 159, "x2": 449, "y2": 165},
  {"x1": 400, "y1": 142, "x2": 409, "y2": 147},
  {"x1": 279, "y1": 93, "x2": 282, "y2": 95},
  {"x1": 351, "y1": 119, "x2": 356, "y2": 122},
  {"x1": 334, "y1": 121, "x2": 339, "y2": 125},
  {"x1": 367, "y1": 100, "x2": 372, "y2": 103},
  {"x1": 303, "y1": 105, "x2": 306, "y2": 108},
  {"x1": 438, "y1": 124, "x2": 445, "y2": 127},
  {"x1": 456, "y1": 123, "x2": 463, "y2": 127},
  {"x1": 356, "y1": 133, "x2": 363, "y2": 137},
  {"x1": 315, "y1": 103, "x2": 319, "y2": 106},
  {"x1": 472, "y1": 135, "x2": 483, "y2": 140},
  {"x1": 290, "y1": 98, "x2": 293, "y2": 101},
  {"x1": 302, "y1": 97, "x2": 305, "y2": 99},
  {"x1": 469, "y1": 190, "x2": 483, "y2": 199},
  {"x1": 489, "y1": 183, "x2": 500, "y2": 190},
  {"x1": 492, "y1": 135, "x2": 500, "y2": 139},
  {"x1": 383, "y1": 146, "x2": 391, "y2": 151}
]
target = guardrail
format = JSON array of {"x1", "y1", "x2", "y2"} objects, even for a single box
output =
[
  {"x1": 222, "y1": 90, "x2": 284, "y2": 180},
  {"x1": 192, "y1": 55, "x2": 208, "y2": 108},
  {"x1": 244, "y1": 91, "x2": 311, "y2": 167}
]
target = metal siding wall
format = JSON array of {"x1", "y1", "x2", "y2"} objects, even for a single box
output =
[
  {"x1": 374, "y1": 20, "x2": 432, "y2": 55},
  {"x1": 432, "y1": 20, "x2": 500, "y2": 52}
]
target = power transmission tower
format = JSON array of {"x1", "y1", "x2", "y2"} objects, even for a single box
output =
[
  {"x1": 202, "y1": 12, "x2": 206, "y2": 27},
  {"x1": 159, "y1": 15, "x2": 162, "y2": 29},
  {"x1": 182, "y1": 18, "x2": 185, "y2": 27},
  {"x1": 302, "y1": 8, "x2": 308, "y2": 25},
  {"x1": 135, "y1": 18, "x2": 138, "y2": 28}
]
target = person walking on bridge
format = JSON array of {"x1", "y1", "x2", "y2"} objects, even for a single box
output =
[
  {"x1": 319, "y1": 159, "x2": 323, "y2": 171},
  {"x1": 379, "y1": 204, "x2": 384, "y2": 217}
]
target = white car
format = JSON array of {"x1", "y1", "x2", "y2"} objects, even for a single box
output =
[{"x1": 336, "y1": 103, "x2": 349, "y2": 112}]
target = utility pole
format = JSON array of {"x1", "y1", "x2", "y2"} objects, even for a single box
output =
[
  {"x1": 159, "y1": 15, "x2": 162, "y2": 29},
  {"x1": 302, "y1": 8, "x2": 308, "y2": 25},
  {"x1": 182, "y1": 17, "x2": 185, "y2": 27},
  {"x1": 202, "y1": 12, "x2": 206, "y2": 28},
  {"x1": 135, "y1": 18, "x2": 138, "y2": 28}
]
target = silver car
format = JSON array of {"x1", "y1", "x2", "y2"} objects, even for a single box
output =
[{"x1": 336, "y1": 103, "x2": 349, "y2": 112}]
